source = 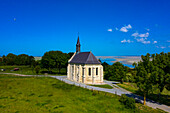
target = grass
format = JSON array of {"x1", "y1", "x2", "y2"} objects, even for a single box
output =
[
  {"x1": 0, "y1": 74, "x2": 166, "y2": 113},
  {"x1": 90, "y1": 84, "x2": 113, "y2": 89},
  {"x1": 0, "y1": 65, "x2": 66, "y2": 76},
  {"x1": 118, "y1": 82, "x2": 138, "y2": 93},
  {"x1": 117, "y1": 82, "x2": 170, "y2": 106}
]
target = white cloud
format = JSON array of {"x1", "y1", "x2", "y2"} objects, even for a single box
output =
[
  {"x1": 138, "y1": 32, "x2": 149, "y2": 38},
  {"x1": 120, "y1": 27, "x2": 128, "y2": 32},
  {"x1": 131, "y1": 32, "x2": 139, "y2": 37},
  {"x1": 142, "y1": 41, "x2": 150, "y2": 44},
  {"x1": 126, "y1": 24, "x2": 132, "y2": 29},
  {"x1": 135, "y1": 37, "x2": 150, "y2": 44},
  {"x1": 115, "y1": 27, "x2": 119, "y2": 30},
  {"x1": 153, "y1": 41, "x2": 157, "y2": 44},
  {"x1": 136, "y1": 38, "x2": 145, "y2": 42},
  {"x1": 121, "y1": 39, "x2": 133, "y2": 43},
  {"x1": 132, "y1": 32, "x2": 151, "y2": 44},
  {"x1": 168, "y1": 46, "x2": 170, "y2": 48},
  {"x1": 120, "y1": 24, "x2": 132, "y2": 32},
  {"x1": 131, "y1": 32, "x2": 149, "y2": 38},
  {"x1": 156, "y1": 45, "x2": 166, "y2": 49},
  {"x1": 107, "y1": 29, "x2": 112, "y2": 32}
]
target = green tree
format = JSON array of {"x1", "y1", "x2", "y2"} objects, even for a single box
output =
[
  {"x1": 15, "y1": 54, "x2": 34, "y2": 65},
  {"x1": 104, "y1": 62, "x2": 129, "y2": 83},
  {"x1": 101, "y1": 62, "x2": 109, "y2": 71},
  {"x1": 2, "y1": 55, "x2": 7, "y2": 65},
  {"x1": 67, "y1": 52, "x2": 74, "y2": 59},
  {"x1": 41, "y1": 51, "x2": 68, "y2": 73},
  {"x1": 0, "y1": 57, "x2": 2, "y2": 66},
  {"x1": 6, "y1": 53, "x2": 17, "y2": 65},
  {"x1": 135, "y1": 65, "x2": 152, "y2": 105},
  {"x1": 135, "y1": 52, "x2": 170, "y2": 105},
  {"x1": 34, "y1": 65, "x2": 41, "y2": 74},
  {"x1": 151, "y1": 52, "x2": 170, "y2": 93}
]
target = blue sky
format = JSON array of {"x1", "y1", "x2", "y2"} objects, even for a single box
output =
[{"x1": 0, "y1": 0, "x2": 170, "y2": 56}]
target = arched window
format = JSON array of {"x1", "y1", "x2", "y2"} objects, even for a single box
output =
[
  {"x1": 96, "y1": 68, "x2": 98, "y2": 75},
  {"x1": 82, "y1": 67, "x2": 84, "y2": 75},
  {"x1": 89, "y1": 68, "x2": 91, "y2": 76}
]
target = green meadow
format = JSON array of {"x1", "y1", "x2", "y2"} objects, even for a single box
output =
[
  {"x1": 0, "y1": 65, "x2": 66, "y2": 75},
  {"x1": 0, "y1": 74, "x2": 165, "y2": 113}
]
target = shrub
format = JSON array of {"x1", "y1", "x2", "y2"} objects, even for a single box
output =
[
  {"x1": 34, "y1": 65, "x2": 41, "y2": 74},
  {"x1": 119, "y1": 94, "x2": 136, "y2": 109}
]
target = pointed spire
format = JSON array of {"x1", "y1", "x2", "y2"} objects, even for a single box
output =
[
  {"x1": 76, "y1": 33, "x2": 81, "y2": 53},
  {"x1": 77, "y1": 36, "x2": 80, "y2": 45}
]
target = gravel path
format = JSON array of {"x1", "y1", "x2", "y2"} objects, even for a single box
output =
[{"x1": 1, "y1": 73, "x2": 170, "y2": 113}]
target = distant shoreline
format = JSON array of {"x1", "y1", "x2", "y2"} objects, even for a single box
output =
[{"x1": 97, "y1": 56, "x2": 141, "y2": 67}]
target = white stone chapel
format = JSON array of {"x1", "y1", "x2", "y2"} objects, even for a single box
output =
[{"x1": 67, "y1": 36, "x2": 103, "y2": 84}]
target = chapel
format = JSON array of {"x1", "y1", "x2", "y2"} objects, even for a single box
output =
[{"x1": 67, "y1": 36, "x2": 103, "y2": 84}]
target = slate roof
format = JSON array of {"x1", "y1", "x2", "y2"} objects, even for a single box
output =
[{"x1": 69, "y1": 52, "x2": 101, "y2": 64}]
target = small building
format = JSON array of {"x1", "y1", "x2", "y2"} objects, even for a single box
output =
[{"x1": 67, "y1": 36, "x2": 103, "y2": 84}]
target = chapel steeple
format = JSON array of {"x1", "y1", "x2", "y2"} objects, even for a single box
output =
[{"x1": 76, "y1": 35, "x2": 80, "y2": 53}]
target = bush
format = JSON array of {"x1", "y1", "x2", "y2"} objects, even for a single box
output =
[
  {"x1": 119, "y1": 94, "x2": 136, "y2": 109},
  {"x1": 34, "y1": 65, "x2": 41, "y2": 74}
]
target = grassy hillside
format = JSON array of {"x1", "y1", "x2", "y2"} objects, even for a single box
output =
[{"x1": 0, "y1": 74, "x2": 165, "y2": 113}]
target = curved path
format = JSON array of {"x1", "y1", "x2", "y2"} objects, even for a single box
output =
[{"x1": 1, "y1": 73, "x2": 170, "y2": 113}]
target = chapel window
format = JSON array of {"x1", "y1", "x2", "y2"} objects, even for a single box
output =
[
  {"x1": 82, "y1": 68, "x2": 84, "y2": 75},
  {"x1": 96, "y1": 68, "x2": 98, "y2": 75},
  {"x1": 89, "y1": 68, "x2": 91, "y2": 76}
]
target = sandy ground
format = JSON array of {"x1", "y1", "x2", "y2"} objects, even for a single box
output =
[{"x1": 111, "y1": 56, "x2": 141, "y2": 65}]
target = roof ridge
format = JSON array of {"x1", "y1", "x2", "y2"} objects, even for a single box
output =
[{"x1": 85, "y1": 52, "x2": 91, "y2": 64}]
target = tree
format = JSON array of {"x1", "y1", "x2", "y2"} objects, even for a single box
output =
[
  {"x1": 31, "y1": 60, "x2": 39, "y2": 73},
  {"x1": 67, "y1": 52, "x2": 74, "y2": 59},
  {"x1": 101, "y1": 62, "x2": 109, "y2": 71},
  {"x1": 134, "y1": 52, "x2": 170, "y2": 105},
  {"x1": 2, "y1": 55, "x2": 7, "y2": 65},
  {"x1": 151, "y1": 52, "x2": 170, "y2": 93},
  {"x1": 41, "y1": 51, "x2": 68, "y2": 73},
  {"x1": 6, "y1": 53, "x2": 17, "y2": 65},
  {"x1": 15, "y1": 54, "x2": 34, "y2": 65},
  {"x1": 135, "y1": 65, "x2": 152, "y2": 105},
  {"x1": 104, "y1": 62, "x2": 129, "y2": 83},
  {"x1": 0, "y1": 57, "x2": 2, "y2": 66},
  {"x1": 34, "y1": 65, "x2": 41, "y2": 75}
]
